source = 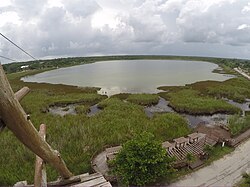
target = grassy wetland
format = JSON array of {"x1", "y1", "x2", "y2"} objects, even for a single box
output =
[{"x1": 1, "y1": 56, "x2": 250, "y2": 185}]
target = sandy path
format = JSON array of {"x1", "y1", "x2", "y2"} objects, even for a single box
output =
[
  {"x1": 234, "y1": 67, "x2": 250, "y2": 80},
  {"x1": 169, "y1": 139, "x2": 250, "y2": 187}
]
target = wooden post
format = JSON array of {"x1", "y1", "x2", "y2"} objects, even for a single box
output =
[
  {"x1": 1, "y1": 87, "x2": 30, "y2": 132},
  {"x1": 0, "y1": 64, "x2": 73, "y2": 179},
  {"x1": 34, "y1": 124, "x2": 47, "y2": 187},
  {"x1": 15, "y1": 87, "x2": 30, "y2": 101}
]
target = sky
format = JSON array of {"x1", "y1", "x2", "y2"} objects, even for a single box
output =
[{"x1": 0, "y1": 0, "x2": 250, "y2": 63}]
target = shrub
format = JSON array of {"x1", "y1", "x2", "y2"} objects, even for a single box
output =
[{"x1": 110, "y1": 132, "x2": 175, "y2": 186}]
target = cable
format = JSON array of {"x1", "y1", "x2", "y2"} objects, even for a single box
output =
[
  {"x1": 0, "y1": 55, "x2": 17, "y2": 62},
  {"x1": 0, "y1": 33, "x2": 38, "y2": 61}
]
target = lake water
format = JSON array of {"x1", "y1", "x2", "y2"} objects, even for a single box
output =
[{"x1": 22, "y1": 60, "x2": 233, "y2": 95}]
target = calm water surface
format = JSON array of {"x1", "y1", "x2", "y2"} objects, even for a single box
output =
[{"x1": 22, "y1": 60, "x2": 233, "y2": 95}]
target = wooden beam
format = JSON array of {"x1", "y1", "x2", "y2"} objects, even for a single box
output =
[
  {"x1": 15, "y1": 87, "x2": 30, "y2": 101},
  {"x1": 0, "y1": 65, "x2": 73, "y2": 179},
  {"x1": 34, "y1": 124, "x2": 47, "y2": 187},
  {"x1": 1, "y1": 85, "x2": 29, "y2": 132}
]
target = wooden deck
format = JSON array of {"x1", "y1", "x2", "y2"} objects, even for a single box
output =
[
  {"x1": 70, "y1": 173, "x2": 112, "y2": 187},
  {"x1": 167, "y1": 134, "x2": 207, "y2": 161},
  {"x1": 15, "y1": 173, "x2": 112, "y2": 187},
  {"x1": 92, "y1": 133, "x2": 212, "y2": 177}
]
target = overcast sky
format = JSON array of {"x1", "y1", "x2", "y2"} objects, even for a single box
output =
[{"x1": 0, "y1": 0, "x2": 250, "y2": 63}]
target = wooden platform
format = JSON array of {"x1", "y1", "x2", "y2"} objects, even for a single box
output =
[
  {"x1": 167, "y1": 134, "x2": 206, "y2": 161},
  {"x1": 70, "y1": 173, "x2": 112, "y2": 187},
  {"x1": 15, "y1": 173, "x2": 112, "y2": 187}
]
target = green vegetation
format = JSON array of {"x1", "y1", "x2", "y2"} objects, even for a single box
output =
[
  {"x1": 228, "y1": 115, "x2": 250, "y2": 136},
  {"x1": 193, "y1": 78, "x2": 250, "y2": 103},
  {"x1": 186, "y1": 153, "x2": 196, "y2": 167},
  {"x1": 127, "y1": 93, "x2": 159, "y2": 106},
  {"x1": 1, "y1": 55, "x2": 249, "y2": 185},
  {"x1": 0, "y1": 71, "x2": 191, "y2": 185},
  {"x1": 75, "y1": 105, "x2": 89, "y2": 115},
  {"x1": 205, "y1": 145, "x2": 234, "y2": 163},
  {"x1": 159, "y1": 89, "x2": 240, "y2": 115},
  {"x1": 111, "y1": 93, "x2": 159, "y2": 106},
  {"x1": 240, "y1": 173, "x2": 250, "y2": 187},
  {"x1": 110, "y1": 132, "x2": 175, "y2": 186},
  {"x1": 150, "y1": 113, "x2": 191, "y2": 141}
]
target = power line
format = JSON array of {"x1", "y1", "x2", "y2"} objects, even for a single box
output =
[
  {"x1": 0, "y1": 55, "x2": 17, "y2": 62},
  {"x1": 0, "y1": 32, "x2": 38, "y2": 61}
]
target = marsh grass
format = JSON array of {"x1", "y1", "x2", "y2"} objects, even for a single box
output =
[
  {"x1": 160, "y1": 89, "x2": 241, "y2": 115},
  {"x1": 228, "y1": 115, "x2": 250, "y2": 136},
  {"x1": 190, "y1": 78, "x2": 250, "y2": 103},
  {"x1": 75, "y1": 105, "x2": 89, "y2": 114},
  {"x1": 0, "y1": 73, "x2": 190, "y2": 185},
  {"x1": 126, "y1": 94, "x2": 159, "y2": 106}
]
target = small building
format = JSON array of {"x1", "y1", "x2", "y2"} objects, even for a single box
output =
[
  {"x1": 173, "y1": 137, "x2": 189, "y2": 148},
  {"x1": 162, "y1": 141, "x2": 174, "y2": 151},
  {"x1": 188, "y1": 133, "x2": 200, "y2": 143},
  {"x1": 20, "y1": 65, "x2": 29, "y2": 71}
]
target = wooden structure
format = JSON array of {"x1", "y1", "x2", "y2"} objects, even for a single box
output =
[
  {"x1": 162, "y1": 141, "x2": 173, "y2": 150},
  {"x1": 0, "y1": 65, "x2": 112, "y2": 186},
  {"x1": 34, "y1": 124, "x2": 47, "y2": 187},
  {"x1": 0, "y1": 64, "x2": 73, "y2": 179},
  {"x1": 92, "y1": 133, "x2": 211, "y2": 178},
  {"x1": 188, "y1": 132, "x2": 200, "y2": 143},
  {"x1": 106, "y1": 146, "x2": 122, "y2": 161},
  {"x1": 173, "y1": 137, "x2": 189, "y2": 148}
]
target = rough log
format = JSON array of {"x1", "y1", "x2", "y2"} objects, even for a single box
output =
[
  {"x1": 15, "y1": 87, "x2": 30, "y2": 101},
  {"x1": 1, "y1": 87, "x2": 30, "y2": 132},
  {"x1": 34, "y1": 124, "x2": 47, "y2": 187},
  {"x1": 0, "y1": 65, "x2": 73, "y2": 179}
]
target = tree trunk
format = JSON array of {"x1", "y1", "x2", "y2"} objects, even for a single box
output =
[{"x1": 0, "y1": 65, "x2": 73, "y2": 179}]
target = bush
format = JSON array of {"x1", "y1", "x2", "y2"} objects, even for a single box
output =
[{"x1": 110, "y1": 132, "x2": 175, "y2": 186}]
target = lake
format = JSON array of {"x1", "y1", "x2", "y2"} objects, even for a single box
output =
[{"x1": 22, "y1": 60, "x2": 233, "y2": 95}]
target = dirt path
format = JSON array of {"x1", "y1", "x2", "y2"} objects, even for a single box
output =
[
  {"x1": 234, "y1": 67, "x2": 250, "y2": 80},
  {"x1": 169, "y1": 138, "x2": 250, "y2": 187}
]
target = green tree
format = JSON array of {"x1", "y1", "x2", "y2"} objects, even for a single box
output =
[{"x1": 110, "y1": 132, "x2": 175, "y2": 186}]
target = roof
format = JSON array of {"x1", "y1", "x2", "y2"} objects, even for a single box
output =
[
  {"x1": 188, "y1": 133, "x2": 206, "y2": 139},
  {"x1": 162, "y1": 141, "x2": 173, "y2": 148},
  {"x1": 173, "y1": 137, "x2": 189, "y2": 144},
  {"x1": 188, "y1": 133, "x2": 199, "y2": 139}
]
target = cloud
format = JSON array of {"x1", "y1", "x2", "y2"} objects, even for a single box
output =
[
  {"x1": 63, "y1": 0, "x2": 100, "y2": 18},
  {"x1": 176, "y1": 0, "x2": 250, "y2": 45},
  {"x1": 1, "y1": 0, "x2": 250, "y2": 63}
]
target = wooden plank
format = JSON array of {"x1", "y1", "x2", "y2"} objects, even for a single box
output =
[
  {"x1": 0, "y1": 64, "x2": 73, "y2": 179},
  {"x1": 80, "y1": 173, "x2": 103, "y2": 182},
  {"x1": 14, "y1": 87, "x2": 30, "y2": 101},
  {"x1": 1, "y1": 86, "x2": 30, "y2": 132},
  {"x1": 48, "y1": 173, "x2": 89, "y2": 186},
  {"x1": 72, "y1": 177, "x2": 106, "y2": 187},
  {"x1": 95, "y1": 181, "x2": 112, "y2": 187},
  {"x1": 34, "y1": 124, "x2": 47, "y2": 187}
]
